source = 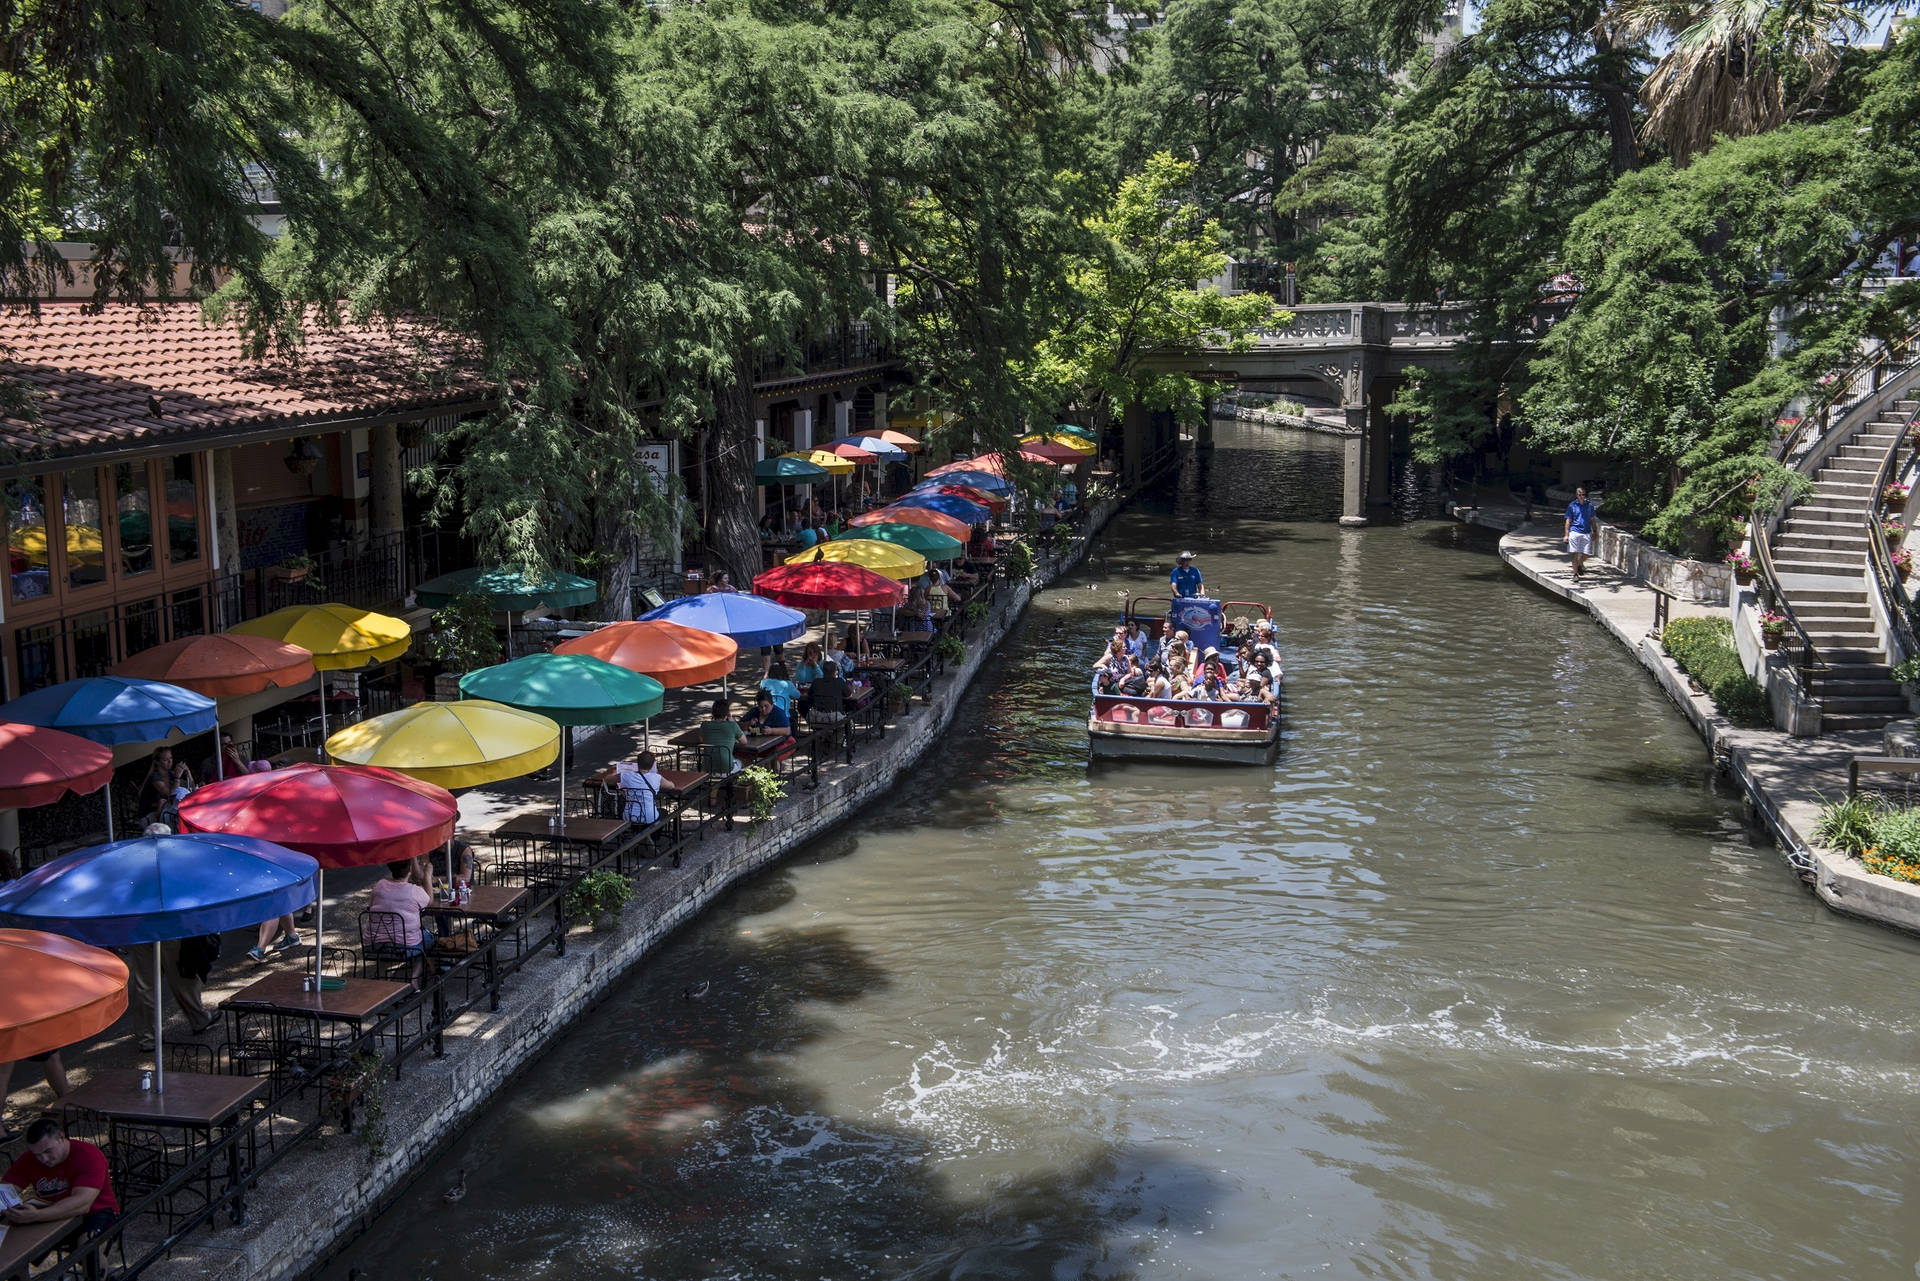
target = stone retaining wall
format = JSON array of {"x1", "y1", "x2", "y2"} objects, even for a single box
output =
[
  {"x1": 144, "y1": 474, "x2": 1156, "y2": 1281},
  {"x1": 1595, "y1": 524, "x2": 1731, "y2": 605}
]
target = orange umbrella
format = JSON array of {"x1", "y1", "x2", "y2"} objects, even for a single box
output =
[
  {"x1": 0, "y1": 928, "x2": 129, "y2": 1061},
  {"x1": 875, "y1": 430, "x2": 923, "y2": 453},
  {"x1": 114, "y1": 633, "x2": 316, "y2": 699},
  {"x1": 928, "y1": 454, "x2": 1010, "y2": 478},
  {"x1": 0, "y1": 722, "x2": 112, "y2": 809},
  {"x1": 553, "y1": 621, "x2": 737, "y2": 688},
  {"x1": 847, "y1": 506, "x2": 971, "y2": 539},
  {"x1": 824, "y1": 442, "x2": 879, "y2": 464}
]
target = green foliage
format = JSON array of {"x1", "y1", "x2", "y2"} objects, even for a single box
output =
[
  {"x1": 566, "y1": 869, "x2": 633, "y2": 923},
  {"x1": 1815, "y1": 795, "x2": 1920, "y2": 883},
  {"x1": 1661, "y1": 616, "x2": 1769, "y2": 726},
  {"x1": 1816, "y1": 792, "x2": 1884, "y2": 857},
  {"x1": 1004, "y1": 540, "x2": 1036, "y2": 581},
  {"x1": 1891, "y1": 657, "x2": 1920, "y2": 686},
  {"x1": 962, "y1": 599, "x2": 990, "y2": 626},
  {"x1": 738, "y1": 765, "x2": 784, "y2": 825},
  {"x1": 934, "y1": 633, "x2": 967, "y2": 664},
  {"x1": 421, "y1": 593, "x2": 502, "y2": 674}
]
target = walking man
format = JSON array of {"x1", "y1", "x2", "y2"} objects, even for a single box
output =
[{"x1": 1564, "y1": 487, "x2": 1597, "y2": 580}]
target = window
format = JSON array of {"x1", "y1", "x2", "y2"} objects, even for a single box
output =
[
  {"x1": 164, "y1": 455, "x2": 200, "y2": 565},
  {"x1": 115, "y1": 462, "x2": 153, "y2": 575},
  {"x1": 15, "y1": 621, "x2": 59, "y2": 693},
  {"x1": 6, "y1": 476, "x2": 51, "y2": 604},
  {"x1": 61, "y1": 468, "x2": 107, "y2": 589},
  {"x1": 71, "y1": 609, "x2": 113, "y2": 679}
]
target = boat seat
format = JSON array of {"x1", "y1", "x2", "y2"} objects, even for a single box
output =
[{"x1": 1220, "y1": 709, "x2": 1249, "y2": 729}]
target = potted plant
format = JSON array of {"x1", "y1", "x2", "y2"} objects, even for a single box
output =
[
  {"x1": 738, "y1": 765, "x2": 785, "y2": 825},
  {"x1": 962, "y1": 599, "x2": 989, "y2": 629},
  {"x1": 566, "y1": 869, "x2": 633, "y2": 931},
  {"x1": 1759, "y1": 609, "x2": 1789, "y2": 649},
  {"x1": 1885, "y1": 518, "x2": 1906, "y2": 544},
  {"x1": 267, "y1": 552, "x2": 321, "y2": 587},
  {"x1": 1724, "y1": 550, "x2": 1754, "y2": 586},
  {"x1": 1004, "y1": 540, "x2": 1035, "y2": 582},
  {"x1": 1885, "y1": 482, "x2": 1911, "y2": 509},
  {"x1": 886, "y1": 680, "x2": 916, "y2": 719},
  {"x1": 934, "y1": 633, "x2": 966, "y2": 667},
  {"x1": 1894, "y1": 548, "x2": 1914, "y2": 581}
]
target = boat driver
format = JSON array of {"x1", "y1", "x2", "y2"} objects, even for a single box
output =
[{"x1": 1169, "y1": 551, "x2": 1204, "y2": 599}]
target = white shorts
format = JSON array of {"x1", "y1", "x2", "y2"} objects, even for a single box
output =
[{"x1": 1568, "y1": 532, "x2": 1593, "y2": 556}]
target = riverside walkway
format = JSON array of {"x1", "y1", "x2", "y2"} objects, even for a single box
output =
[{"x1": 1497, "y1": 518, "x2": 1920, "y2": 935}]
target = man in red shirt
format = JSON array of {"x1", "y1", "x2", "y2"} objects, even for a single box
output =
[{"x1": 3, "y1": 1117, "x2": 119, "y2": 1233}]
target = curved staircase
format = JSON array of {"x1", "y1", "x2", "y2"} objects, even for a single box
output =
[{"x1": 1772, "y1": 390, "x2": 1920, "y2": 731}]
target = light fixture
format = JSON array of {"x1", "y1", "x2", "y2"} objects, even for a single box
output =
[{"x1": 284, "y1": 437, "x2": 324, "y2": 475}]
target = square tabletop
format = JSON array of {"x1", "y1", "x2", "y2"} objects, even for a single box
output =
[
  {"x1": 222, "y1": 971, "x2": 410, "y2": 1022},
  {"x1": 657, "y1": 769, "x2": 709, "y2": 795},
  {"x1": 59, "y1": 1069, "x2": 267, "y2": 1128},
  {"x1": 491, "y1": 815, "x2": 629, "y2": 846},
  {"x1": 888, "y1": 630, "x2": 934, "y2": 645},
  {"x1": 0, "y1": 1216, "x2": 80, "y2": 1280},
  {"x1": 862, "y1": 658, "x2": 905, "y2": 672},
  {"x1": 429, "y1": 885, "x2": 526, "y2": 923},
  {"x1": 736, "y1": 734, "x2": 790, "y2": 757}
]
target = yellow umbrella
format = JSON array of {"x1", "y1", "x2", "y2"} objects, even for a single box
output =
[
  {"x1": 781, "y1": 450, "x2": 855, "y2": 477},
  {"x1": 324, "y1": 699, "x2": 560, "y2": 790},
  {"x1": 9, "y1": 524, "x2": 104, "y2": 559},
  {"x1": 1019, "y1": 433, "x2": 1097, "y2": 455},
  {"x1": 786, "y1": 540, "x2": 926, "y2": 581},
  {"x1": 231, "y1": 602, "x2": 413, "y2": 751}
]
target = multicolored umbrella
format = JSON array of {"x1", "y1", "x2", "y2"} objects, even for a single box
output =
[
  {"x1": 1018, "y1": 442, "x2": 1085, "y2": 466},
  {"x1": 752, "y1": 561, "x2": 909, "y2": 612},
  {"x1": 553, "y1": 621, "x2": 739, "y2": 688},
  {"x1": 0, "y1": 722, "x2": 112, "y2": 810},
  {"x1": 113, "y1": 633, "x2": 316, "y2": 700},
  {"x1": 785, "y1": 540, "x2": 927, "y2": 582},
  {"x1": 919, "y1": 467, "x2": 1012, "y2": 496},
  {"x1": 838, "y1": 523, "x2": 965, "y2": 561},
  {"x1": 0, "y1": 834, "x2": 318, "y2": 1089},
  {"x1": 846, "y1": 506, "x2": 972, "y2": 539},
  {"x1": 415, "y1": 567, "x2": 599, "y2": 612},
  {"x1": 1052, "y1": 423, "x2": 1098, "y2": 442},
  {"x1": 1021, "y1": 432, "x2": 1097, "y2": 454},
  {"x1": 825, "y1": 435, "x2": 909, "y2": 462},
  {"x1": 0, "y1": 929, "x2": 128, "y2": 1063},
  {"x1": 917, "y1": 482, "x2": 1008, "y2": 511}
]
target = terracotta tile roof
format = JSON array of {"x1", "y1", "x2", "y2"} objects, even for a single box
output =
[{"x1": 0, "y1": 302, "x2": 493, "y2": 464}]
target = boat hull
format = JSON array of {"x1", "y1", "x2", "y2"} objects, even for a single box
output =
[{"x1": 1086, "y1": 718, "x2": 1279, "y2": 765}]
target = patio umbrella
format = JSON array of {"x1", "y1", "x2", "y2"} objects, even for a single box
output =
[
  {"x1": 825, "y1": 435, "x2": 909, "y2": 462},
  {"x1": 916, "y1": 482, "x2": 1009, "y2": 512},
  {"x1": 918, "y1": 467, "x2": 1012, "y2": 496},
  {"x1": 927, "y1": 455, "x2": 1009, "y2": 479},
  {"x1": 752, "y1": 561, "x2": 908, "y2": 612},
  {"x1": 785, "y1": 541, "x2": 927, "y2": 581},
  {"x1": 846, "y1": 506, "x2": 972, "y2": 539},
  {"x1": 823, "y1": 442, "x2": 879, "y2": 464},
  {"x1": 1018, "y1": 442, "x2": 1085, "y2": 466},
  {"x1": 640, "y1": 594, "x2": 807, "y2": 650},
  {"x1": 754, "y1": 457, "x2": 829, "y2": 485},
  {"x1": 0, "y1": 677, "x2": 218, "y2": 840},
  {"x1": 553, "y1": 621, "x2": 738, "y2": 688},
  {"x1": 838, "y1": 523, "x2": 965, "y2": 561},
  {"x1": 781, "y1": 450, "x2": 854, "y2": 477},
  {"x1": 0, "y1": 833, "x2": 317, "y2": 1090},
  {"x1": 230, "y1": 603, "x2": 412, "y2": 751},
  {"x1": 1023, "y1": 431, "x2": 1097, "y2": 452},
  {"x1": 113, "y1": 634, "x2": 317, "y2": 701},
  {"x1": 873, "y1": 430, "x2": 924, "y2": 453},
  {"x1": 325, "y1": 700, "x2": 561, "y2": 790},
  {"x1": 416, "y1": 567, "x2": 599, "y2": 663},
  {"x1": 459, "y1": 654, "x2": 667, "y2": 823},
  {"x1": 0, "y1": 722, "x2": 112, "y2": 810},
  {"x1": 893, "y1": 492, "x2": 991, "y2": 524},
  {"x1": 0, "y1": 929, "x2": 129, "y2": 1062},
  {"x1": 178, "y1": 763, "x2": 457, "y2": 981}
]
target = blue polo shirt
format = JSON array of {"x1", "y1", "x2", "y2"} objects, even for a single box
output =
[
  {"x1": 1170, "y1": 564, "x2": 1203, "y2": 597},
  {"x1": 1565, "y1": 500, "x2": 1595, "y2": 534}
]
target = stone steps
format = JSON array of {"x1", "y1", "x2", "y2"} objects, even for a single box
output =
[{"x1": 1773, "y1": 549, "x2": 1868, "y2": 572}]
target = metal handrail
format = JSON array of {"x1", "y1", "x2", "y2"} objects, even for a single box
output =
[
  {"x1": 1750, "y1": 510, "x2": 1818, "y2": 673},
  {"x1": 1864, "y1": 390, "x2": 1920, "y2": 658},
  {"x1": 1775, "y1": 326, "x2": 1920, "y2": 462}
]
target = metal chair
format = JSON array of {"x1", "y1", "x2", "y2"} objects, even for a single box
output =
[{"x1": 357, "y1": 909, "x2": 416, "y2": 983}]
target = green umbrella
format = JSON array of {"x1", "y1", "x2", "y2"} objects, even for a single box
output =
[
  {"x1": 838, "y1": 522, "x2": 965, "y2": 561},
  {"x1": 459, "y1": 653, "x2": 667, "y2": 830},
  {"x1": 754, "y1": 457, "x2": 829, "y2": 485},
  {"x1": 416, "y1": 566, "x2": 599, "y2": 611},
  {"x1": 1053, "y1": 423, "x2": 1097, "y2": 442}
]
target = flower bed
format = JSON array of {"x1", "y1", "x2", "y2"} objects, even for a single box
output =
[
  {"x1": 1817, "y1": 795, "x2": 1920, "y2": 884},
  {"x1": 1661, "y1": 616, "x2": 1769, "y2": 726}
]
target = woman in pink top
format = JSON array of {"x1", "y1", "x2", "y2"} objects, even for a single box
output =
[{"x1": 363, "y1": 860, "x2": 435, "y2": 987}]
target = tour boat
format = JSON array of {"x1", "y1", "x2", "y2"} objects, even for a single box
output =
[{"x1": 1087, "y1": 594, "x2": 1283, "y2": 765}]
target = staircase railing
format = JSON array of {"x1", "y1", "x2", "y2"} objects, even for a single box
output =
[
  {"x1": 1865, "y1": 390, "x2": 1920, "y2": 663},
  {"x1": 1755, "y1": 328, "x2": 1920, "y2": 682}
]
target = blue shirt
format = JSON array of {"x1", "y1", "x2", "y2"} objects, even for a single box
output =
[
  {"x1": 1170, "y1": 565, "x2": 1203, "y2": 597},
  {"x1": 1565, "y1": 500, "x2": 1595, "y2": 534},
  {"x1": 759, "y1": 679, "x2": 799, "y2": 714}
]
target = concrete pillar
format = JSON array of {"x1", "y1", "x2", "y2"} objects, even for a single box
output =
[
  {"x1": 1122, "y1": 400, "x2": 1149, "y2": 484},
  {"x1": 1197, "y1": 398, "x2": 1215, "y2": 450},
  {"x1": 795, "y1": 409, "x2": 813, "y2": 453},
  {"x1": 212, "y1": 449, "x2": 240, "y2": 574},
  {"x1": 368, "y1": 424, "x2": 404, "y2": 537},
  {"x1": 1340, "y1": 405, "x2": 1367, "y2": 526},
  {"x1": 834, "y1": 399, "x2": 852, "y2": 435}
]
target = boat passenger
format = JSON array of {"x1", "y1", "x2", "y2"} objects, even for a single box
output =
[
  {"x1": 1169, "y1": 551, "x2": 1204, "y2": 598},
  {"x1": 1199, "y1": 646, "x2": 1229, "y2": 687},
  {"x1": 1148, "y1": 663, "x2": 1172, "y2": 699},
  {"x1": 1094, "y1": 667, "x2": 1123, "y2": 695},
  {"x1": 1124, "y1": 620, "x2": 1154, "y2": 664},
  {"x1": 1094, "y1": 638, "x2": 1127, "y2": 673},
  {"x1": 1119, "y1": 657, "x2": 1149, "y2": 696}
]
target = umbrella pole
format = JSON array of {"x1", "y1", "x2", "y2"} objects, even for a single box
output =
[
  {"x1": 313, "y1": 869, "x2": 325, "y2": 985},
  {"x1": 153, "y1": 942, "x2": 165, "y2": 1092},
  {"x1": 446, "y1": 836, "x2": 455, "y2": 888},
  {"x1": 558, "y1": 733, "x2": 567, "y2": 835},
  {"x1": 318, "y1": 671, "x2": 328, "y2": 763},
  {"x1": 104, "y1": 789, "x2": 115, "y2": 843}
]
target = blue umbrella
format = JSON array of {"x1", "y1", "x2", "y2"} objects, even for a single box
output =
[
  {"x1": 641, "y1": 593, "x2": 808, "y2": 650},
  {"x1": 0, "y1": 832, "x2": 318, "y2": 1089},
  {"x1": 894, "y1": 492, "x2": 991, "y2": 524},
  {"x1": 919, "y1": 467, "x2": 1011, "y2": 495},
  {"x1": 0, "y1": 676, "x2": 219, "y2": 841}
]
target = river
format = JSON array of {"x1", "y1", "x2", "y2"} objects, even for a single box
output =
[{"x1": 326, "y1": 421, "x2": 1920, "y2": 1281}]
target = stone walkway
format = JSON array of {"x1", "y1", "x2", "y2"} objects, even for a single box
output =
[{"x1": 1497, "y1": 518, "x2": 1920, "y2": 934}]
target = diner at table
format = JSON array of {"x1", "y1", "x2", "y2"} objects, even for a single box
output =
[
  {"x1": 363, "y1": 860, "x2": 435, "y2": 989},
  {"x1": 3, "y1": 1117, "x2": 118, "y2": 1236}
]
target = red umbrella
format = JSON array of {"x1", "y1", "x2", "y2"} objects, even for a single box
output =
[
  {"x1": 0, "y1": 721, "x2": 112, "y2": 809},
  {"x1": 176, "y1": 762, "x2": 456, "y2": 867},
  {"x1": 1019, "y1": 443, "x2": 1082, "y2": 465},
  {"x1": 553, "y1": 620, "x2": 738, "y2": 688},
  {"x1": 847, "y1": 506, "x2": 972, "y2": 539},
  {"x1": 113, "y1": 633, "x2": 316, "y2": 699},
  {"x1": 824, "y1": 442, "x2": 879, "y2": 464},
  {"x1": 753, "y1": 561, "x2": 908, "y2": 611},
  {"x1": 922, "y1": 483, "x2": 1009, "y2": 511}
]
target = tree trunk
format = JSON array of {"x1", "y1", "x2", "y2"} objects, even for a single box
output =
[
  {"x1": 1591, "y1": 29, "x2": 1642, "y2": 176},
  {"x1": 706, "y1": 363, "x2": 763, "y2": 589},
  {"x1": 591, "y1": 493, "x2": 637, "y2": 621}
]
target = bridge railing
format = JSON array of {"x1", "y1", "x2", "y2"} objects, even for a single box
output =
[{"x1": 1244, "y1": 302, "x2": 1571, "y2": 348}]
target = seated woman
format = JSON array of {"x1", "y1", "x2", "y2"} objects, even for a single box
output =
[
  {"x1": 1093, "y1": 637, "x2": 1127, "y2": 673},
  {"x1": 1148, "y1": 663, "x2": 1173, "y2": 699},
  {"x1": 841, "y1": 624, "x2": 873, "y2": 670},
  {"x1": 901, "y1": 580, "x2": 934, "y2": 633},
  {"x1": 364, "y1": 860, "x2": 435, "y2": 989},
  {"x1": 760, "y1": 661, "x2": 799, "y2": 716},
  {"x1": 742, "y1": 688, "x2": 793, "y2": 739},
  {"x1": 793, "y1": 642, "x2": 826, "y2": 686},
  {"x1": 1119, "y1": 657, "x2": 1149, "y2": 696},
  {"x1": 699, "y1": 698, "x2": 746, "y2": 775},
  {"x1": 807, "y1": 661, "x2": 851, "y2": 726}
]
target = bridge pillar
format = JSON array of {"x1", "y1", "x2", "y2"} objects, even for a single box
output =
[
  {"x1": 1339, "y1": 406, "x2": 1367, "y2": 526},
  {"x1": 1197, "y1": 397, "x2": 1214, "y2": 450}
]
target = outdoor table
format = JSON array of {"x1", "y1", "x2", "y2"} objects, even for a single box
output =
[
  {"x1": 58, "y1": 1069, "x2": 269, "y2": 1227},
  {"x1": 658, "y1": 769, "x2": 712, "y2": 845},
  {"x1": 488, "y1": 815, "x2": 629, "y2": 884},
  {"x1": 0, "y1": 1216, "x2": 80, "y2": 1281},
  {"x1": 734, "y1": 733, "x2": 793, "y2": 770},
  {"x1": 427, "y1": 885, "x2": 529, "y2": 1009},
  {"x1": 665, "y1": 726, "x2": 706, "y2": 772},
  {"x1": 220, "y1": 971, "x2": 411, "y2": 1079}
]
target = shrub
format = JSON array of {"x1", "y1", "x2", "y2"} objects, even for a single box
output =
[
  {"x1": 1661, "y1": 617, "x2": 1770, "y2": 727},
  {"x1": 1816, "y1": 793, "x2": 1885, "y2": 857},
  {"x1": 739, "y1": 765, "x2": 785, "y2": 824},
  {"x1": 565, "y1": 869, "x2": 633, "y2": 922},
  {"x1": 1004, "y1": 540, "x2": 1035, "y2": 581}
]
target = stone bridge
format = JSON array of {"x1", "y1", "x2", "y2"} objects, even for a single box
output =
[{"x1": 1128, "y1": 302, "x2": 1563, "y2": 522}]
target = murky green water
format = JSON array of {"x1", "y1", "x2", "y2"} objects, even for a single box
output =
[{"x1": 327, "y1": 423, "x2": 1920, "y2": 1281}]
